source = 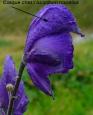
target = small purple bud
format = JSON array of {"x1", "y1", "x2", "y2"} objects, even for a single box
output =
[{"x1": 0, "y1": 56, "x2": 29, "y2": 114}]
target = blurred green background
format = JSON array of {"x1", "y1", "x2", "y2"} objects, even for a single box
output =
[{"x1": 0, "y1": 0, "x2": 93, "y2": 115}]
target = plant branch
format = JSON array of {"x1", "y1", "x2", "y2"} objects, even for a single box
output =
[{"x1": 7, "y1": 58, "x2": 26, "y2": 115}]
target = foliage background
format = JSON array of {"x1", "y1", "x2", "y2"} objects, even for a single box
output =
[{"x1": 0, "y1": 0, "x2": 93, "y2": 115}]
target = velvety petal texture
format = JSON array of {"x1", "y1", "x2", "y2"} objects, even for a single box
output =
[
  {"x1": 2, "y1": 55, "x2": 17, "y2": 85},
  {"x1": 14, "y1": 82, "x2": 28, "y2": 114},
  {"x1": 0, "y1": 56, "x2": 28, "y2": 114},
  {"x1": 26, "y1": 33, "x2": 73, "y2": 96},
  {"x1": 25, "y1": 4, "x2": 81, "y2": 53},
  {"x1": 24, "y1": 4, "x2": 84, "y2": 96},
  {"x1": 27, "y1": 63, "x2": 53, "y2": 96},
  {"x1": 0, "y1": 81, "x2": 9, "y2": 112},
  {"x1": 28, "y1": 33, "x2": 73, "y2": 71}
]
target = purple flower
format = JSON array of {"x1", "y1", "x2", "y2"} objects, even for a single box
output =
[
  {"x1": 0, "y1": 56, "x2": 28, "y2": 115},
  {"x1": 24, "y1": 4, "x2": 84, "y2": 96}
]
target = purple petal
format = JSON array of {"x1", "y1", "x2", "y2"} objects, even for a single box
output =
[
  {"x1": 25, "y1": 4, "x2": 77, "y2": 53},
  {"x1": 15, "y1": 95, "x2": 28, "y2": 113},
  {"x1": 14, "y1": 82, "x2": 29, "y2": 114},
  {"x1": 14, "y1": 112, "x2": 22, "y2": 115},
  {"x1": 2, "y1": 55, "x2": 17, "y2": 85},
  {"x1": 26, "y1": 33, "x2": 73, "y2": 95},
  {"x1": 29, "y1": 33, "x2": 73, "y2": 72},
  {"x1": 28, "y1": 50, "x2": 61, "y2": 66},
  {"x1": 0, "y1": 56, "x2": 28, "y2": 114},
  {"x1": 26, "y1": 63, "x2": 53, "y2": 96},
  {"x1": 0, "y1": 81, "x2": 9, "y2": 111}
]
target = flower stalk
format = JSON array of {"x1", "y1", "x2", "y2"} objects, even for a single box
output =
[{"x1": 7, "y1": 57, "x2": 26, "y2": 115}]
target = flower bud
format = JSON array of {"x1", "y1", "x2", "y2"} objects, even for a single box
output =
[
  {"x1": 6, "y1": 83, "x2": 14, "y2": 92},
  {"x1": 16, "y1": 76, "x2": 19, "y2": 80}
]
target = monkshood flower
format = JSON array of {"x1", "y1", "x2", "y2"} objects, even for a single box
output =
[
  {"x1": 24, "y1": 4, "x2": 84, "y2": 96},
  {"x1": 0, "y1": 56, "x2": 28, "y2": 115}
]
